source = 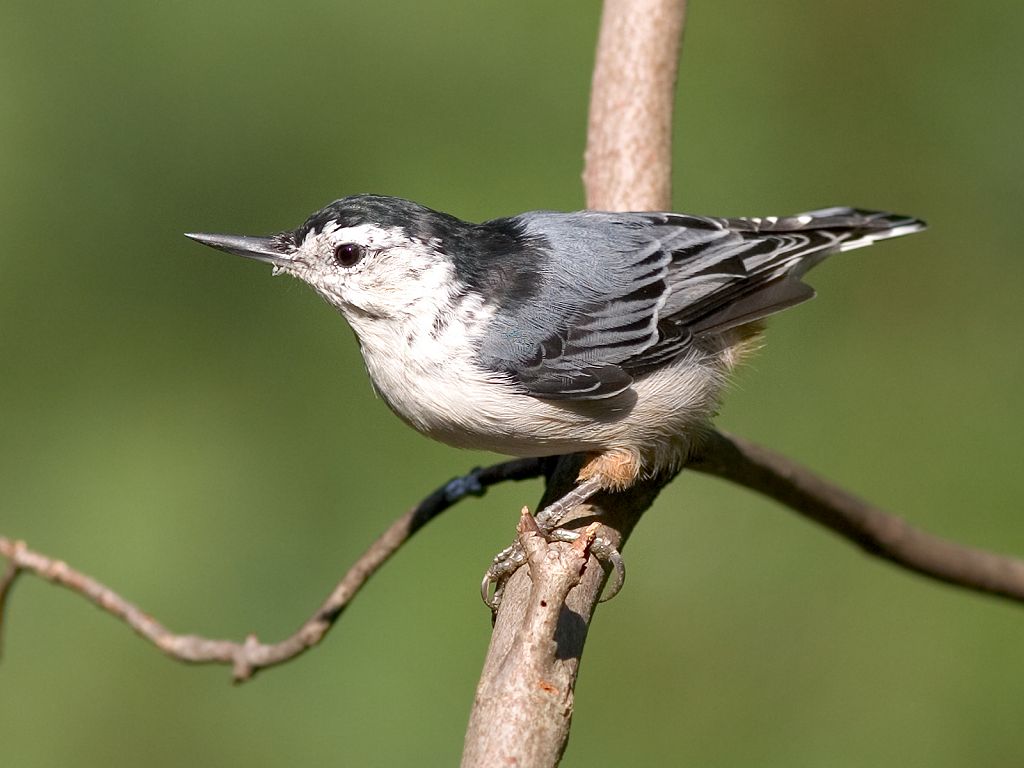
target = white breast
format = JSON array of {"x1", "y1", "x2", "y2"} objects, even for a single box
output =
[{"x1": 345, "y1": 286, "x2": 513, "y2": 443}]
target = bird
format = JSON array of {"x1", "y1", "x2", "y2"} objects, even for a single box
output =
[{"x1": 187, "y1": 194, "x2": 925, "y2": 601}]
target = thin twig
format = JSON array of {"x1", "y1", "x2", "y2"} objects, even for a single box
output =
[
  {"x1": 690, "y1": 431, "x2": 1024, "y2": 603},
  {"x1": 0, "y1": 458, "x2": 545, "y2": 682}
]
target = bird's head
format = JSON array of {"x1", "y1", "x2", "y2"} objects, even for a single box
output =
[{"x1": 187, "y1": 194, "x2": 469, "y2": 324}]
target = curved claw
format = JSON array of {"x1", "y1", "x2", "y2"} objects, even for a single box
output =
[
  {"x1": 596, "y1": 542, "x2": 626, "y2": 602},
  {"x1": 480, "y1": 572, "x2": 497, "y2": 609}
]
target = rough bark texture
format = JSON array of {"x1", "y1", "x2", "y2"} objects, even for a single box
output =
[{"x1": 462, "y1": 459, "x2": 669, "y2": 767}]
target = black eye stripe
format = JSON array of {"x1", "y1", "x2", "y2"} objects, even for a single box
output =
[{"x1": 333, "y1": 243, "x2": 364, "y2": 267}]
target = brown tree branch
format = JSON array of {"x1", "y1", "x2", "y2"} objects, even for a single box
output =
[
  {"x1": 462, "y1": 1, "x2": 688, "y2": 766},
  {"x1": 463, "y1": 510, "x2": 604, "y2": 767},
  {"x1": 0, "y1": 458, "x2": 545, "y2": 682},
  {"x1": 690, "y1": 431, "x2": 1024, "y2": 603},
  {"x1": 583, "y1": 0, "x2": 687, "y2": 211}
]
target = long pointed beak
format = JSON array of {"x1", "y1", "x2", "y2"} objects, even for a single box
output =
[{"x1": 184, "y1": 232, "x2": 294, "y2": 267}]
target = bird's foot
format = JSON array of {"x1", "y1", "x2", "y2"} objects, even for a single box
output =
[{"x1": 480, "y1": 511, "x2": 625, "y2": 612}]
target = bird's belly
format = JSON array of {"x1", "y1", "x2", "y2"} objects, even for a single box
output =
[
  {"x1": 362, "y1": 344, "x2": 729, "y2": 466},
  {"x1": 365, "y1": 349, "x2": 600, "y2": 455}
]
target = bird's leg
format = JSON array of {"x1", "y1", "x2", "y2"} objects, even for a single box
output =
[
  {"x1": 532, "y1": 476, "x2": 605, "y2": 530},
  {"x1": 481, "y1": 475, "x2": 625, "y2": 611}
]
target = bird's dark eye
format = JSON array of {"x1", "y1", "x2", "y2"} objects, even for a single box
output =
[{"x1": 333, "y1": 243, "x2": 364, "y2": 268}]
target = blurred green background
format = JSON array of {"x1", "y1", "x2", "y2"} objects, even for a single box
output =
[{"x1": 2, "y1": 0, "x2": 1022, "y2": 765}]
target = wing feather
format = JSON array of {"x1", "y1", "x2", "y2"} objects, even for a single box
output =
[{"x1": 475, "y1": 208, "x2": 924, "y2": 400}]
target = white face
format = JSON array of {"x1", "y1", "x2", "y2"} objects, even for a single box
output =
[{"x1": 282, "y1": 221, "x2": 455, "y2": 323}]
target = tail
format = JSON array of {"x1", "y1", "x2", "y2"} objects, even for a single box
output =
[
  {"x1": 675, "y1": 207, "x2": 926, "y2": 337},
  {"x1": 737, "y1": 206, "x2": 927, "y2": 251}
]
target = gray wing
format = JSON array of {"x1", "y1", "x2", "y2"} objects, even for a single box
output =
[{"x1": 478, "y1": 207, "x2": 925, "y2": 400}]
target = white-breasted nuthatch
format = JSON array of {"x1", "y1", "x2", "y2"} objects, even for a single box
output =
[{"x1": 187, "y1": 195, "x2": 924, "y2": 600}]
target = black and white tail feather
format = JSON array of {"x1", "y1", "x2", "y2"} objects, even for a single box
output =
[{"x1": 670, "y1": 206, "x2": 925, "y2": 335}]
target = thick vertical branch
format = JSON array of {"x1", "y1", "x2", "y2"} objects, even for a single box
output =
[
  {"x1": 462, "y1": 2, "x2": 687, "y2": 766},
  {"x1": 583, "y1": 0, "x2": 686, "y2": 211}
]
